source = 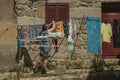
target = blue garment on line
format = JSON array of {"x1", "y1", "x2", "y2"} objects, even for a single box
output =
[
  {"x1": 28, "y1": 25, "x2": 42, "y2": 40},
  {"x1": 86, "y1": 16, "x2": 101, "y2": 54},
  {"x1": 18, "y1": 40, "x2": 23, "y2": 47},
  {"x1": 18, "y1": 26, "x2": 23, "y2": 47},
  {"x1": 19, "y1": 26, "x2": 23, "y2": 39},
  {"x1": 40, "y1": 31, "x2": 51, "y2": 58}
]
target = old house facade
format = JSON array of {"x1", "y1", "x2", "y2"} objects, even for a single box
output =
[{"x1": 0, "y1": 0, "x2": 120, "y2": 72}]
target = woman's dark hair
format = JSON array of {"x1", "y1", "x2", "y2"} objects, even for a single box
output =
[{"x1": 42, "y1": 24, "x2": 48, "y2": 31}]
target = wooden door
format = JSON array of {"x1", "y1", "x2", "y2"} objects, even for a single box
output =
[
  {"x1": 102, "y1": 13, "x2": 120, "y2": 58},
  {"x1": 102, "y1": 2, "x2": 120, "y2": 58}
]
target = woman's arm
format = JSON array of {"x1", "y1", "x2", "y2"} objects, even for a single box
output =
[{"x1": 48, "y1": 20, "x2": 56, "y2": 34}]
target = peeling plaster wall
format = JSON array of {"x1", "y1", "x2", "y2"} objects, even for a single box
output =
[{"x1": 0, "y1": 0, "x2": 17, "y2": 71}]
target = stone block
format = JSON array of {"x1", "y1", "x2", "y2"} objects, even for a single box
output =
[
  {"x1": 82, "y1": 34, "x2": 87, "y2": 40},
  {"x1": 101, "y1": 0, "x2": 120, "y2": 2},
  {"x1": 55, "y1": 65, "x2": 66, "y2": 75},
  {"x1": 70, "y1": 7, "x2": 101, "y2": 18},
  {"x1": 69, "y1": 0, "x2": 80, "y2": 8},
  {"x1": 37, "y1": 2, "x2": 45, "y2": 18},
  {"x1": 17, "y1": 16, "x2": 45, "y2": 25},
  {"x1": 47, "y1": 0, "x2": 78, "y2": 3},
  {"x1": 25, "y1": 9, "x2": 36, "y2": 17},
  {"x1": 82, "y1": 30, "x2": 87, "y2": 34},
  {"x1": 69, "y1": 58, "x2": 92, "y2": 69},
  {"x1": 17, "y1": 10, "x2": 24, "y2": 16},
  {"x1": 81, "y1": 0, "x2": 93, "y2": 3},
  {"x1": 53, "y1": 51, "x2": 70, "y2": 59},
  {"x1": 95, "y1": 1, "x2": 101, "y2": 7},
  {"x1": 81, "y1": 26, "x2": 87, "y2": 30},
  {"x1": 16, "y1": 5, "x2": 25, "y2": 10},
  {"x1": 17, "y1": 0, "x2": 31, "y2": 5},
  {"x1": 79, "y1": 2, "x2": 90, "y2": 7}
]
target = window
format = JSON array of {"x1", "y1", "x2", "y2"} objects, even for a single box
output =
[{"x1": 45, "y1": 3, "x2": 69, "y2": 24}]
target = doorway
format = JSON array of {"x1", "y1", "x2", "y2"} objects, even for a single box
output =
[{"x1": 102, "y1": 2, "x2": 120, "y2": 58}]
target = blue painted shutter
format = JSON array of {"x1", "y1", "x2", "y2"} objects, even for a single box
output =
[{"x1": 86, "y1": 16, "x2": 101, "y2": 54}]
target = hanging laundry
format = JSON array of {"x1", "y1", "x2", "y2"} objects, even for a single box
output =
[
  {"x1": 28, "y1": 25, "x2": 42, "y2": 40},
  {"x1": 101, "y1": 23, "x2": 112, "y2": 43},
  {"x1": 67, "y1": 19, "x2": 73, "y2": 51},
  {"x1": 16, "y1": 26, "x2": 23, "y2": 64},
  {"x1": 74, "y1": 18, "x2": 77, "y2": 40},
  {"x1": 17, "y1": 26, "x2": 20, "y2": 39},
  {"x1": 18, "y1": 26, "x2": 23, "y2": 47},
  {"x1": 86, "y1": 16, "x2": 101, "y2": 54},
  {"x1": 39, "y1": 30, "x2": 51, "y2": 57},
  {"x1": 19, "y1": 26, "x2": 23, "y2": 39},
  {"x1": 63, "y1": 21, "x2": 69, "y2": 37},
  {"x1": 52, "y1": 39, "x2": 58, "y2": 53},
  {"x1": 55, "y1": 21, "x2": 64, "y2": 52},
  {"x1": 23, "y1": 25, "x2": 28, "y2": 39},
  {"x1": 112, "y1": 19, "x2": 120, "y2": 48},
  {"x1": 55, "y1": 21, "x2": 64, "y2": 34}
]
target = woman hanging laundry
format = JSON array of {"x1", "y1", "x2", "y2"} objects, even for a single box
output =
[{"x1": 33, "y1": 20, "x2": 56, "y2": 74}]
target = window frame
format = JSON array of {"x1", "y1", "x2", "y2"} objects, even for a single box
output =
[{"x1": 45, "y1": 3, "x2": 69, "y2": 24}]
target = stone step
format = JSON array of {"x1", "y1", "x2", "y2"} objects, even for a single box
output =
[
  {"x1": 20, "y1": 74, "x2": 87, "y2": 80},
  {"x1": 0, "y1": 69, "x2": 90, "y2": 80},
  {"x1": 20, "y1": 70, "x2": 120, "y2": 80},
  {"x1": 20, "y1": 69, "x2": 90, "y2": 80},
  {"x1": 0, "y1": 69, "x2": 119, "y2": 80}
]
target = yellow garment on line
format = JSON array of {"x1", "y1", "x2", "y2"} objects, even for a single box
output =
[
  {"x1": 55, "y1": 21, "x2": 64, "y2": 34},
  {"x1": 101, "y1": 23, "x2": 112, "y2": 42}
]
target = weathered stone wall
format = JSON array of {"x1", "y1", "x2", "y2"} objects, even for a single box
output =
[
  {"x1": 16, "y1": 0, "x2": 45, "y2": 25},
  {"x1": 0, "y1": 0, "x2": 119, "y2": 74},
  {"x1": 16, "y1": 0, "x2": 101, "y2": 25},
  {"x1": 15, "y1": 0, "x2": 101, "y2": 69},
  {"x1": 3, "y1": 0, "x2": 118, "y2": 71}
]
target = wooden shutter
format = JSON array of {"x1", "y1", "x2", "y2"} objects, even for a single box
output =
[
  {"x1": 45, "y1": 3, "x2": 69, "y2": 24},
  {"x1": 102, "y1": 13, "x2": 120, "y2": 59},
  {"x1": 58, "y1": 3, "x2": 69, "y2": 23},
  {"x1": 45, "y1": 4, "x2": 57, "y2": 24}
]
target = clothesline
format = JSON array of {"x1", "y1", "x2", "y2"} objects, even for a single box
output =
[
  {"x1": 17, "y1": 45, "x2": 52, "y2": 47},
  {"x1": 0, "y1": 35, "x2": 64, "y2": 40},
  {"x1": 17, "y1": 24, "x2": 42, "y2": 26},
  {"x1": 0, "y1": 38, "x2": 39, "y2": 41},
  {"x1": 17, "y1": 21, "x2": 64, "y2": 27}
]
